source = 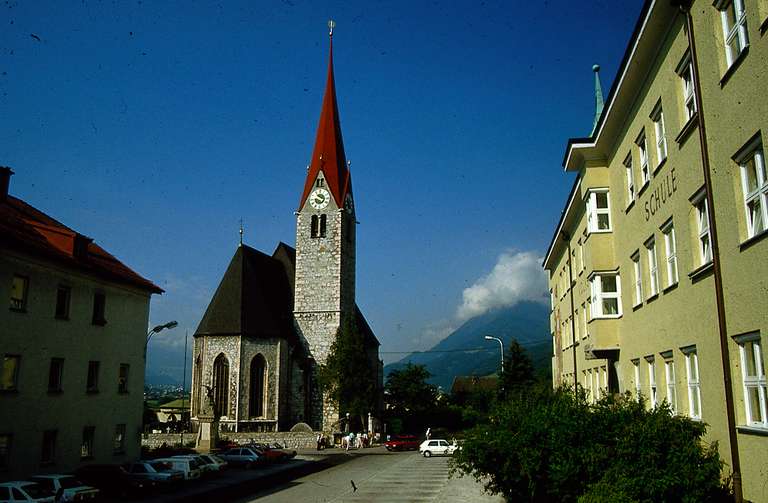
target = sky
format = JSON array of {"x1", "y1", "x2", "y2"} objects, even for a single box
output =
[{"x1": 0, "y1": 1, "x2": 642, "y2": 375}]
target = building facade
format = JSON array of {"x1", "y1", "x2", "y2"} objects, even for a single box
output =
[
  {"x1": 190, "y1": 32, "x2": 382, "y2": 434},
  {"x1": 0, "y1": 167, "x2": 162, "y2": 481},
  {"x1": 543, "y1": 1, "x2": 767, "y2": 501}
]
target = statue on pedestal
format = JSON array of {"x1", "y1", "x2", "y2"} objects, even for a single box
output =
[{"x1": 196, "y1": 384, "x2": 219, "y2": 452}]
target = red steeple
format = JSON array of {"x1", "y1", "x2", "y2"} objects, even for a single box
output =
[{"x1": 298, "y1": 25, "x2": 351, "y2": 210}]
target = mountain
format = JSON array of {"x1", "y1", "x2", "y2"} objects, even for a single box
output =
[
  {"x1": 145, "y1": 343, "x2": 191, "y2": 388},
  {"x1": 384, "y1": 301, "x2": 551, "y2": 391}
]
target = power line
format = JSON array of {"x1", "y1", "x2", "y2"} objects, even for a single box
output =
[{"x1": 379, "y1": 339, "x2": 551, "y2": 355}]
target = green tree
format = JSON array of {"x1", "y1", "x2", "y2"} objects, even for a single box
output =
[
  {"x1": 317, "y1": 314, "x2": 377, "y2": 429},
  {"x1": 385, "y1": 363, "x2": 438, "y2": 415},
  {"x1": 497, "y1": 339, "x2": 535, "y2": 400}
]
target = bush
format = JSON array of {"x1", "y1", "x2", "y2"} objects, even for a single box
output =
[{"x1": 451, "y1": 385, "x2": 731, "y2": 503}]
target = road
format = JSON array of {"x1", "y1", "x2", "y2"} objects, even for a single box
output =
[{"x1": 234, "y1": 448, "x2": 504, "y2": 503}]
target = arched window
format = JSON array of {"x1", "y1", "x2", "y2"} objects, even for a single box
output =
[
  {"x1": 212, "y1": 353, "x2": 229, "y2": 418},
  {"x1": 311, "y1": 215, "x2": 319, "y2": 238},
  {"x1": 249, "y1": 354, "x2": 267, "y2": 418},
  {"x1": 319, "y1": 214, "x2": 327, "y2": 237},
  {"x1": 193, "y1": 355, "x2": 202, "y2": 415}
]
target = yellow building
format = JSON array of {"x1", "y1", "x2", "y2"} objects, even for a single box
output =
[{"x1": 543, "y1": 1, "x2": 767, "y2": 501}]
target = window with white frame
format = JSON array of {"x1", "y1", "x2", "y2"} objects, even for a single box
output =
[
  {"x1": 719, "y1": 0, "x2": 749, "y2": 67},
  {"x1": 683, "y1": 347, "x2": 702, "y2": 419},
  {"x1": 631, "y1": 251, "x2": 643, "y2": 307},
  {"x1": 678, "y1": 54, "x2": 697, "y2": 121},
  {"x1": 624, "y1": 153, "x2": 635, "y2": 204},
  {"x1": 633, "y1": 360, "x2": 642, "y2": 400},
  {"x1": 587, "y1": 189, "x2": 611, "y2": 233},
  {"x1": 637, "y1": 131, "x2": 650, "y2": 186},
  {"x1": 693, "y1": 191, "x2": 713, "y2": 266},
  {"x1": 735, "y1": 333, "x2": 766, "y2": 428},
  {"x1": 646, "y1": 236, "x2": 659, "y2": 297},
  {"x1": 647, "y1": 357, "x2": 658, "y2": 408},
  {"x1": 661, "y1": 220, "x2": 679, "y2": 286},
  {"x1": 652, "y1": 105, "x2": 667, "y2": 165},
  {"x1": 590, "y1": 273, "x2": 621, "y2": 318},
  {"x1": 738, "y1": 140, "x2": 767, "y2": 239},
  {"x1": 664, "y1": 354, "x2": 678, "y2": 414}
]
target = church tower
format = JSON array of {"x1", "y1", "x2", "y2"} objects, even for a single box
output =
[{"x1": 294, "y1": 22, "x2": 356, "y2": 431}]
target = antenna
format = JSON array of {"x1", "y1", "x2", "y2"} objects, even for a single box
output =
[{"x1": 328, "y1": 19, "x2": 336, "y2": 37}]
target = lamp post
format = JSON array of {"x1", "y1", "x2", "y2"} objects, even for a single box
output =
[
  {"x1": 484, "y1": 335, "x2": 504, "y2": 373},
  {"x1": 147, "y1": 320, "x2": 179, "y2": 342}
]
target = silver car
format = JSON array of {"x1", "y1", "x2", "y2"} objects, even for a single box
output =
[{"x1": 217, "y1": 447, "x2": 262, "y2": 468}]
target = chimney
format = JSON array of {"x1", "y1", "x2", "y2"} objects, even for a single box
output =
[
  {"x1": 0, "y1": 167, "x2": 13, "y2": 202},
  {"x1": 73, "y1": 233, "x2": 93, "y2": 261}
]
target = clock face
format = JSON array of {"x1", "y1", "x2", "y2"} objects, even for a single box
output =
[{"x1": 309, "y1": 188, "x2": 330, "y2": 210}]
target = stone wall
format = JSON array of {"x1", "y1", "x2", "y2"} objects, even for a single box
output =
[{"x1": 141, "y1": 431, "x2": 318, "y2": 450}]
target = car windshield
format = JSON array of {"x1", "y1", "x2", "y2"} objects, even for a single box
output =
[
  {"x1": 59, "y1": 477, "x2": 83, "y2": 489},
  {"x1": 150, "y1": 462, "x2": 173, "y2": 472},
  {"x1": 30, "y1": 478, "x2": 54, "y2": 491},
  {"x1": 22, "y1": 483, "x2": 54, "y2": 498}
]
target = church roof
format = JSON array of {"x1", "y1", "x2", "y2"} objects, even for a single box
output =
[
  {"x1": 298, "y1": 35, "x2": 352, "y2": 210},
  {"x1": 194, "y1": 244, "x2": 296, "y2": 342}
]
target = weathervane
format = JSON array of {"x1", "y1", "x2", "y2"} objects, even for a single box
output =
[
  {"x1": 328, "y1": 19, "x2": 335, "y2": 37},
  {"x1": 239, "y1": 219, "x2": 244, "y2": 246}
]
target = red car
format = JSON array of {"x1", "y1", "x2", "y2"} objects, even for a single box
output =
[{"x1": 384, "y1": 435, "x2": 420, "y2": 451}]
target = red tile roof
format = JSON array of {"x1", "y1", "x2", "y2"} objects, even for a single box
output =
[
  {"x1": 298, "y1": 37, "x2": 352, "y2": 210},
  {"x1": 1, "y1": 194, "x2": 163, "y2": 294}
]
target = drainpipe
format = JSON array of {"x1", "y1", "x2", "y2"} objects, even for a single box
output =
[
  {"x1": 676, "y1": 4, "x2": 742, "y2": 501},
  {"x1": 561, "y1": 230, "x2": 578, "y2": 389}
]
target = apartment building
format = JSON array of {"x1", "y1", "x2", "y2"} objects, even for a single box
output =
[
  {"x1": 0, "y1": 168, "x2": 162, "y2": 481},
  {"x1": 543, "y1": 1, "x2": 767, "y2": 501}
]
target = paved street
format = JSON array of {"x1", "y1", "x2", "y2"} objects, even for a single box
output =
[{"x1": 235, "y1": 448, "x2": 504, "y2": 503}]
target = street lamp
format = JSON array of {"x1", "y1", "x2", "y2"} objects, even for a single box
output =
[
  {"x1": 484, "y1": 335, "x2": 504, "y2": 372},
  {"x1": 147, "y1": 320, "x2": 178, "y2": 342}
]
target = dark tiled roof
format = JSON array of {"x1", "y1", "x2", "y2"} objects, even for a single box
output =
[
  {"x1": 450, "y1": 375, "x2": 498, "y2": 395},
  {"x1": 0, "y1": 195, "x2": 162, "y2": 293}
]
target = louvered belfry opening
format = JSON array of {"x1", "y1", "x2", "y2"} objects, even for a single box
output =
[{"x1": 212, "y1": 353, "x2": 229, "y2": 418}]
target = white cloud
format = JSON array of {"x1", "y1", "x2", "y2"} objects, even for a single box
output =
[{"x1": 455, "y1": 250, "x2": 547, "y2": 321}]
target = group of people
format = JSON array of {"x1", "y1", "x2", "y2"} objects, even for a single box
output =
[
  {"x1": 342, "y1": 431, "x2": 370, "y2": 450},
  {"x1": 315, "y1": 433, "x2": 330, "y2": 450}
]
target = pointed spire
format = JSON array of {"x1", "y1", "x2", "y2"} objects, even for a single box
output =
[
  {"x1": 239, "y1": 219, "x2": 244, "y2": 246},
  {"x1": 298, "y1": 20, "x2": 351, "y2": 210},
  {"x1": 591, "y1": 64, "x2": 604, "y2": 136}
]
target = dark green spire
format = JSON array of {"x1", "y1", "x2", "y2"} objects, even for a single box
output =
[{"x1": 591, "y1": 64, "x2": 604, "y2": 136}]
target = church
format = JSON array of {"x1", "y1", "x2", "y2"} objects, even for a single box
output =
[{"x1": 189, "y1": 26, "x2": 383, "y2": 434}]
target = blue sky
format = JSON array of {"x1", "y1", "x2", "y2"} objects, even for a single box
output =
[{"x1": 1, "y1": 1, "x2": 642, "y2": 372}]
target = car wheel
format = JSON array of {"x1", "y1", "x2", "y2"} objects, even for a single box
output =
[{"x1": 423, "y1": 450, "x2": 432, "y2": 458}]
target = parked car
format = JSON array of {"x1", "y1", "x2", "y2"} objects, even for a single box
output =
[
  {"x1": 171, "y1": 455, "x2": 217, "y2": 475},
  {"x1": 152, "y1": 457, "x2": 202, "y2": 480},
  {"x1": 244, "y1": 444, "x2": 287, "y2": 463},
  {"x1": 266, "y1": 443, "x2": 297, "y2": 460},
  {"x1": 74, "y1": 464, "x2": 150, "y2": 497},
  {"x1": 123, "y1": 461, "x2": 185, "y2": 486},
  {"x1": 0, "y1": 481, "x2": 55, "y2": 502},
  {"x1": 28, "y1": 475, "x2": 99, "y2": 502},
  {"x1": 419, "y1": 439, "x2": 458, "y2": 457},
  {"x1": 198, "y1": 454, "x2": 228, "y2": 471},
  {"x1": 384, "y1": 435, "x2": 420, "y2": 451},
  {"x1": 217, "y1": 447, "x2": 262, "y2": 468}
]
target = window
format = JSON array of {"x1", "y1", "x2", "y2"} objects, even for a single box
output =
[
  {"x1": 310, "y1": 215, "x2": 319, "y2": 237},
  {"x1": 213, "y1": 353, "x2": 229, "y2": 419},
  {"x1": 646, "y1": 236, "x2": 659, "y2": 297},
  {"x1": 114, "y1": 424, "x2": 126, "y2": 454},
  {"x1": 587, "y1": 189, "x2": 611, "y2": 233},
  {"x1": 92, "y1": 292, "x2": 106, "y2": 325},
  {"x1": 81, "y1": 426, "x2": 95, "y2": 459},
  {"x1": 736, "y1": 334, "x2": 766, "y2": 428},
  {"x1": 581, "y1": 303, "x2": 587, "y2": 339},
  {"x1": 118, "y1": 364, "x2": 129, "y2": 393},
  {"x1": 647, "y1": 357, "x2": 658, "y2": 408},
  {"x1": 249, "y1": 354, "x2": 267, "y2": 418},
  {"x1": 48, "y1": 358, "x2": 64, "y2": 392},
  {"x1": 316, "y1": 177, "x2": 324, "y2": 187},
  {"x1": 693, "y1": 193, "x2": 713, "y2": 266},
  {"x1": 739, "y1": 141, "x2": 767, "y2": 238},
  {"x1": 679, "y1": 54, "x2": 697, "y2": 121},
  {"x1": 319, "y1": 214, "x2": 327, "y2": 237},
  {"x1": 0, "y1": 434, "x2": 10, "y2": 470},
  {"x1": 578, "y1": 239, "x2": 584, "y2": 272},
  {"x1": 684, "y1": 347, "x2": 702, "y2": 419},
  {"x1": 637, "y1": 131, "x2": 650, "y2": 186},
  {"x1": 590, "y1": 273, "x2": 621, "y2": 318},
  {"x1": 664, "y1": 356, "x2": 678, "y2": 414},
  {"x1": 661, "y1": 221, "x2": 679, "y2": 286},
  {"x1": 623, "y1": 153, "x2": 635, "y2": 205},
  {"x1": 633, "y1": 360, "x2": 642, "y2": 399},
  {"x1": 41, "y1": 430, "x2": 57, "y2": 464},
  {"x1": 0, "y1": 355, "x2": 20, "y2": 391},
  {"x1": 10, "y1": 275, "x2": 28, "y2": 311},
  {"x1": 652, "y1": 106, "x2": 667, "y2": 165},
  {"x1": 719, "y1": 0, "x2": 748, "y2": 67},
  {"x1": 631, "y1": 252, "x2": 643, "y2": 307},
  {"x1": 55, "y1": 285, "x2": 71, "y2": 319},
  {"x1": 86, "y1": 361, "x2": 99, "y2": 392}
]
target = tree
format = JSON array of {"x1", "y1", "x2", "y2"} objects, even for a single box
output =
[
  {"x1": 497, "y1": 339, "x2": 535, "y2": 400},
  {"x1": 317, "y1": 314, "x2": 377, "y2": 430},
  {"x1": 385, "y1": 363, "x2": 438, "y2": 415}
]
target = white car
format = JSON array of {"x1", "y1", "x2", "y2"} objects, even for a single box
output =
[
  {"x1": 419, "y1": 439, "x2": 458, "y2": 457},
  {"x1": 0, "y1": 481, "x2": 55, "y2": 502},
  {"x1": 28, "y1": 475, "x2": 99, "y2": 502}
]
